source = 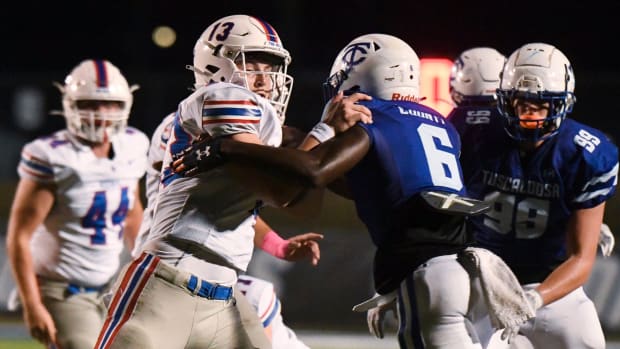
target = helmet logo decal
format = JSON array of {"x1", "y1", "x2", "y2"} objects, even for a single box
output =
[
  {"x1": 93, "y1": 60, "x2": 108, "y2": 88},
  {"x1": 207, "y1": 22, "x2": 235, "y2": 42},
  {"x1": 341, "y1": 42, "x2": 372, "y2": 68}
]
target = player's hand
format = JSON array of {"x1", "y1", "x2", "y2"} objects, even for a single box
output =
[
  {"x1": 172, "y1": 135, "x2": 226, "y2": 176},
  {"x1": 282, "y1": 232, "x2": 324, "y2": 266},
  {"x1": 322, "y1": 91, "x2": 373, "y2": 133},
  {"x1": 599, "y1": 223, "x2": 615, "y2": 257},
  {"x1": 367, "y1": 298, "x2": 397, "y2": 339},
  {"x1": 24, "y1": 302, "x2": 58, "y2": 346},
  {"x1": 500, "y1": 289, "x2": 541, "y2": 344}
]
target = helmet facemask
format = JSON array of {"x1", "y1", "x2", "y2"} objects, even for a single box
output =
[
  {"x1": 64, "y1": 99, "x2": 129, "y2": 143},
  {"x1": 230, "y1": 51, "x2": 293, "y2": 125},
  {"x1": 497, "y1": 72, "x2": 575, "y2": 143}
]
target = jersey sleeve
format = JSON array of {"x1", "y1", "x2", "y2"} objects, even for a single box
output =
[
  {"x1": 200, "y1": 84, "x2": 264, "y2": 137},
  {"x1": 18, "y1": 139, "x2": 55, "y2": 184},
  {"x1": 571, "y1": 132, "x2": 618, "y2": 209}
]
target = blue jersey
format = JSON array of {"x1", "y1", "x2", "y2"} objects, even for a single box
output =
[
  {"x1": 450, "y1": 106, "x2": 619, "y2": 283},
  {"x1": 345, "y1": 98, "x2": 468, "y2": 293}
]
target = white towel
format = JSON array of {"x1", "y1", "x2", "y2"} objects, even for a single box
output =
[{"x1": 460, "y1": 247, "x2": 536, "y2": 329}]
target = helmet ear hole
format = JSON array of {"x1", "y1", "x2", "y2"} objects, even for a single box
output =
[{"x1": 206, "y1": 65, "x2": 220, "y2": 74}]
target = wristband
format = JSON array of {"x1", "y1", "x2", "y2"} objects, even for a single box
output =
[
  {"x1": 260, "y1": 230, "x2": 288, "y2": 259},
  {"x1": 308, "y1": 122, "x2": 336, "y2": 143}
]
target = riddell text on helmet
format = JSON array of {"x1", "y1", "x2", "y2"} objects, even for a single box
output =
[{"x1": 391, "y1": 93, "x2": 416, "y2": 102}]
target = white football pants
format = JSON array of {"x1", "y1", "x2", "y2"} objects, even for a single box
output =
[{"x1": 397, "y1": 254, "x2": 484, "y2": 349}]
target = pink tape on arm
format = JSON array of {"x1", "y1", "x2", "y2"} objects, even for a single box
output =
[{"x1": 260, "y1": 230, "x2": 288, "y2": 259}]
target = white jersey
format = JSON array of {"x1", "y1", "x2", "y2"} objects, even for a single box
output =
[
  {"x1": 236, "y1": 275, "x2": 310, "y2": 349},
  {"x1": 131, "y1": 112, "x2": 175, "y2": 259},
  {"x1": 18, "y1": 128, "x2": 149, "y2": 288},
  {"x1": 143, "y1": 83, "x2": 282, "y2": 284}
]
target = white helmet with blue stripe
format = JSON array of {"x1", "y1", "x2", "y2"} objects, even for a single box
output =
[
  {"x1": 59, "y1": 59, "x2": 136, "y2": 143},
  {"x1": 190, "y1": 15, "x2": 293, "y2": 124}
]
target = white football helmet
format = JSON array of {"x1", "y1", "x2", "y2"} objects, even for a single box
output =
[
  {"x1": 323, "y1": 33, "x2": 420, "y2": 102},
  {"x1": 449, "y1": 47, "x2": 506, "y2": 105},
  {"x1": 497, "y1": 42, "x2": 576, "y2": 142},
  {"x1": 190, "y1": 15, "x2": 293, "y2": 124},
  {"x1": 58, "y1": 59, "x2": 136, "y2": 143}
]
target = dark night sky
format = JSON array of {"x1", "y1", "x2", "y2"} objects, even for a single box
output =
[
  {"x1": 3, "y1": 1, "x2": 616, "y2": 72},
  {"x1": 1, "y1": 0, "x2": 619, "y2": 138}
]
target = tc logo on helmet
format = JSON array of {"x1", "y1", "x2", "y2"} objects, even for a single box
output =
[{"x1": 341, "y1": 42, "x2": 372, "y2": 67}]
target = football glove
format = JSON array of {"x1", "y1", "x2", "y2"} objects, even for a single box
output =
[
  {"x1": 500, "y1": 289, "x2": 542, "y2": 344},
  {"x1": 172, "y1": 136, "x2": 225, "y2": 177},
  {"x1": 599, "y1": 223, "x2": 615, "y2": 257},
  {"x1": 352, "y1": 291, "x2": 397, "y2": 339}
]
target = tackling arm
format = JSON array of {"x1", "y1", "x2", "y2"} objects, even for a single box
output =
[
  {"x1": 219, "y1": 125, "x2": 371, "y2": 189},
  {"x1": 535, "y1": 203, "x2": 604, "y2": 305}
]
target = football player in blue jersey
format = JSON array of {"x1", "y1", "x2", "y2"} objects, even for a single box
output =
[
  {"x1": 451, "y1": 43, "x2": 617, "y2": 348},
  {"x1": 172, "y1": 33, "x2": 500, "y2": 349}
]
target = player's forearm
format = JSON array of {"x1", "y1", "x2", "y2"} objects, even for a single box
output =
[
  {"x1": 253, "y1": 217, "x2": 272, "y2": 247},
  {"x1": 536, "y1": 205, "x2": 604, "y2": 304},
  {"x1": 220, "y1": 126, "x2": 369, "y2": 188},
  {"x1": 123, "y1": 209, "x2": 143, "y2": 252},
  {"x1": 122, "y1": 187, "x2": 144, "y2": 251},
  {"x1": 7, "y1": 232, "x2": 42, "y2": 307},
  {"x1": 221, "y1": 139, "x2": 329, "y2": 187},
  {"x1": 536, "y1": 254, "x2": 595, "y2": 305}
]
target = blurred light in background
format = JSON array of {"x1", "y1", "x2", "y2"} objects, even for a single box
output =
[
  {"x1": 419, "y1": 58, "x2": 454, "y2": 116},
  {"x1": 12, "y1": 87, "x2": 45, "y2": 131},
  {"x1": 152, "y1": 26, "x2": 177, "y2": 48}
]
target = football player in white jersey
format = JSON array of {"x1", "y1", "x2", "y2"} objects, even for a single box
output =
[
  {"x1": 94, "y1": 15, "x2": 333, "y2": 349},
  {"x1": 131, "y1": 112, "x2": 322, "y2": 265},
  {"x1": 6, "y1": 59, "x2": 148, "y2": 349},
  {"x1": 130, "y1": 110, "x2": 319, "y2": 349},
  {"x1": 236, "y1": 275, "x2": 310, "y2": 349}
]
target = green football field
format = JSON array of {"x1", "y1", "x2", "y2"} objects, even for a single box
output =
[{"x1": 0, "y1": 339, "x2": 44, "y2": 349}]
